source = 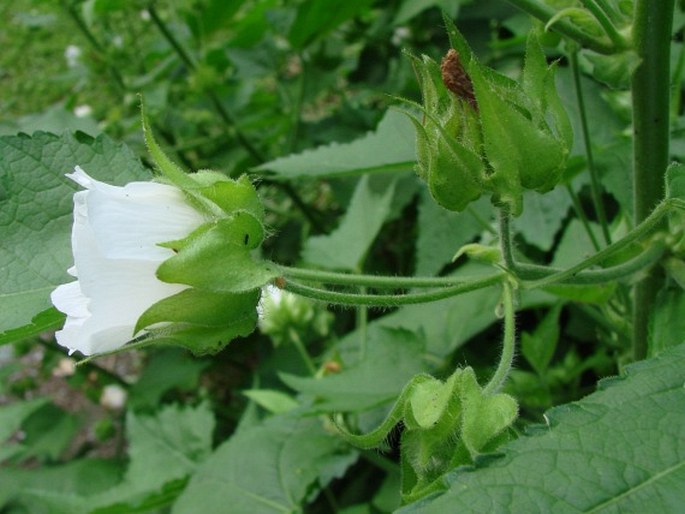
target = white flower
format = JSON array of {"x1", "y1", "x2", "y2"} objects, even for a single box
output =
[
  {"x1": 50, "y1": 166, "x2": 205, "y2": 356},
  {"x1": 100, "y1": 384, "x2": 127, "y2": 410},
  {"x1": 73, "y1": 105, "x2": 92, "y2": 118},
  {"x1": 64, "y1": 45, "x2": 82, "y2": 68}
]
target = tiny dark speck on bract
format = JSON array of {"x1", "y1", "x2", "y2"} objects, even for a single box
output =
[{"x1": 244, "y1": 234, "x2": 249, "y2": 245}]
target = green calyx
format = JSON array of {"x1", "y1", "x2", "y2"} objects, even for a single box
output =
[
  {"x1": 405, "y1": 17, "x2": 573, "y2": 216},
  {"x1": 335, "y1": 366, "x2": 518, "y2": 504},
  {"x1": 136, "y1": 100, "x2": 275, "y2": 354}
]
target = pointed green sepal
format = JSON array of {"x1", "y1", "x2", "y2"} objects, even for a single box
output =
[
  {"x1": 460, "y1": 367, "x2": 518, "y2": 458},
  {"x1": 157, "y1": 216, "x2": 277, "y2": 292}
]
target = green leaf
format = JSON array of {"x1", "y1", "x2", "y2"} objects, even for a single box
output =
[
  {"x1": 0, "y1": 309, "x2": 63, "y2": 346},
  {"x1": 0, "y1": 397, "x2": 48, "y2": 442},
  {"x1": 0, "y1": 459, "x2": 124, "y2": 511},
  {"x1": 649, "y1": 288, "x2": 685, "y2": 355},
  {"x1": 302, "y1": 175, "x2": 396, "y2": 271},
  {"x1": 173, "y1": 415, "x2": 353, "y2": 514},
  {"x1": 666, "y1": 162, "x2": 685, "y2": 201},
  {"x1": 87, "y1": 402, "x2": 214, "y2": 511},
  {"x1": 513, "y1": 188, "x2": 572, "y2": 252},
  {"x1": 397, "y1": 342, "x2": 685, "y2": 513},
  {"x1": 0, "y1": 132, "x2": 148, "y2": 337},
  {"x1": 393, "y1": 0, "x2": 464, "y2": 25},
  {"x1": 280, "y1": 327, "x2": 428, "y2": 412},
  {"x1": 13, "y1": 403, "x2": 80, "y2": 462},
  {"x1": 415, "y1": 193, "x2": 491, "y2": 276},
  {"x1": 127, "y1": 348, "x2": 209, "y2": 411},
  {"x1": 521, "y1": 303, "x2": 562, "y2": 375},
  {"x1": 243, "y1": 389, "x2": 299, "y2": 414},
  {"x1": 255, "y1": 109, "x2": 416, "y2": 179},
  {"x1": 288, "y1": 0, "x2": 375, "y2": 49}
]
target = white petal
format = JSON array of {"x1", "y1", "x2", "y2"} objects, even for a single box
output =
[
  {"x1": 85, "y1": 184, "x2": 205, "y2": 261},
  {"x1": 53, "y1": 166, "x2": 204, "y2": 356},
  {"x1": 51, "y1": 281, "x2": 89, "y2": 319}
]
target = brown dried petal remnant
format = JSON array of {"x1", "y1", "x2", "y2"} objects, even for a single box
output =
[{"x1": 441, "y1": 49, "x2": 477, "y2": 110}]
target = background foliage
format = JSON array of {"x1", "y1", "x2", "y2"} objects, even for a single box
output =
[{"x1": 1, "y1": 0, "x2": 684, "y2": 512}]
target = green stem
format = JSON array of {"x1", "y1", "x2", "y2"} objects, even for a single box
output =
[
  {"x1": 631, "y1": 0, "x2": 675, "y2": 360},
  {"x1": 580, "y1": 0, "x2": 627, "y2": 50},
  {"x1": 498, "y1": 209, "x2": 516, "y2": 270},
  {"x1": 504, "y1": 0, "x2": 615, "y2": 54},
  {"x1": 565, "y1": 184, "x2": 601, "y2": 252},
  {"x1": 518, "y1": 240, "x2": 665, "y2": 285},
  {"x1": 357, "y1": 285, "x2": 368, "y2": 360},
  {"x1": 278, "y1": 266, "x2": 484, "y2": 288},
  {"x1": 593, "y1": 0, "x2": 623, "y2": 25},
  {"x1": 521, "y1": 200, "x2": 674, "y2": 289},
  {"x1": 283, "y1": 274, "x2": 505, "y2": 308},
  {"x1": 287, "y1": 328, "x2": 317, "y2": 375},
  {"x1": 484, "y1": 281, "x2": 516, "y2": 395},
  {"x1": 570, "y1": 50, "x2": 612, "y2": 246}
]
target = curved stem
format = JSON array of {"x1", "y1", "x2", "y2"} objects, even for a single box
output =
[
  {"x1": 517, "y1": 241, "x2": 665, "y2": 286},
  {"x1": 520, "y1": 200, "x2": 674, "y2": 289},
  {"x1": 504, "y1": 0, "x2": 615, "y2": 54},
  {"x1": 282, "y1": 274, "x2": 505, "y2": 308},
  {"x1": 484, "y1": 281, "x2": 516, "y2": 395},
  {"x1": 570, "y1": 49, "x2": 612, "y2": 246},
  {"x1": 631, "y1": 0, "x2": 675, "y2": 360},
  {"x1": 278, "y1": 265, "x2": 482, "y2": 289}
]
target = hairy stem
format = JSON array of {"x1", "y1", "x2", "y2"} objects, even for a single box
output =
[
  {"x1": 484, "y1": 281, "x2": 516, "y2": 395},
  {"x1": 631, "y1": 0, "x2": 675, "y2": 360},
  {"x1": 521, "y1": 200, "x2": 675, "y2": 289},
  {"x1": 282, "y1": 274, "x2": 505, "y2": 308}
]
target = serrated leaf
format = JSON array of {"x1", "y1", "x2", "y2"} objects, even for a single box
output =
[
  {"x1": 0, "y1": 132, "x2": 148, "y2": 338},
  {"x1": 398, "y1": 342, "x2": 685, "y2": 513},
  {"x1": 255, "y1": 109, "x2": 415, "y2": 179},
  {"x1": 302, "y1": 175, "x2": 396, "y2": 271},
  {"x1": 173, "y1": 415, "x2": 352, "y2": 514}
]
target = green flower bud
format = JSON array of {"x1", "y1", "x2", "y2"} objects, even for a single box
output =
[{"x1": 405, "y1": 19, "x2": 574, "y2": 216}]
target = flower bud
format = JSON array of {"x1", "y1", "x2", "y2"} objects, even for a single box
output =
[{"x1": 405, "y1": 20, "x2": 573, "y2": 216}]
